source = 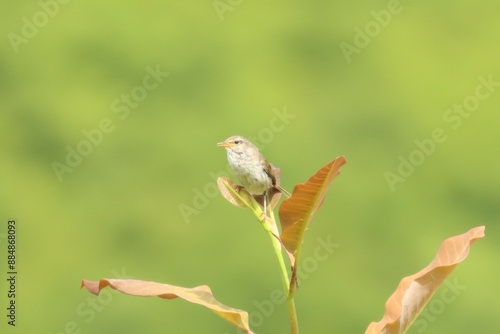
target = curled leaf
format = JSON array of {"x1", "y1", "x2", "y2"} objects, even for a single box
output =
[
  {"x1": 217, "y1": 177, "x2": 253, "y2": 208},
  {"x1": 81, "y1": 278, "x2": 254, "y2": 334},
  {"x1": 365, "y1": 226, "x2": 485, "y2": 334}
]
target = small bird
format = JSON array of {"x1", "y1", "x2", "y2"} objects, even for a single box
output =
[{"x1": 217, "y1": 135, "x2": 290, "y2": 218}]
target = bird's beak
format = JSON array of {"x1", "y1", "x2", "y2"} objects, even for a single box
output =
[{"x1": 217, "y1": 141, "x2": 233, "y2": 148}]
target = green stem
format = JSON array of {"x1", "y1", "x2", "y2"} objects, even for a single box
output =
[
  {"x1": 246, "y1": 195, "x2": 299, "y2": 333},
  {"x1": 266, "y1": 210, "x2": 289, "y2": 291},
  {"x1": 267, "y1": 207, "x2": 299, "y2": 334},
  {"x1": 287, "y1": 296, "x2": 299, "y2": 334}
]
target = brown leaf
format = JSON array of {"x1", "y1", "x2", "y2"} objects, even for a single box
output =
[
  {"x1": 279, "y1": 156, "x2": 346, "y2": 289},
  {"x1": 279, "y1": 156, "x2": 346, "y2": 254},
  {"x1": 268, "y1": 163, "x2": 284, "y2": 208},
  {"x1": 365, "y1": 226, "x2": 485, "y2": 334},
  {"x1": 81, "y1": 279, "x2": 254, "y2": 334}
]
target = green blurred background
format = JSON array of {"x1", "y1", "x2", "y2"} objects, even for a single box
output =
[{"x1": 1, "y1": 1, "x2": 499, "y2": 333}]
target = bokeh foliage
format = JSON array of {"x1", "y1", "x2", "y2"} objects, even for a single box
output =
[{"x1": 1, "y1": 1, "x2": 499, "y2": 333}]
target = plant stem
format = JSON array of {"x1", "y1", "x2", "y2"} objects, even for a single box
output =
[
  {"x1": 267, "y1": 209, "x2": 299, "y2": 334},
  {"x1": 224, "y1": 185, "x2": 299, "y2": 332},
  {"x1": 287, "y1": 296, "x2": 299, "y2": 334},
  {"x1": 267, "y1": 211, "x2": 289, "y2": 291}
]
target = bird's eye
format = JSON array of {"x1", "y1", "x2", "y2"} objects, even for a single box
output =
[{"x1": 234, "y1": 140, "x2": 242, "y2": 144}]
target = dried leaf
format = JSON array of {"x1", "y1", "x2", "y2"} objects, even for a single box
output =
[
  {"x1": 81, "y1": 279, "x2": 254, "y2": 334},
  {"x1": 365, "y1": 226, "x2": 485, "y2": 334},
  {"x1": 217, "y1": 177, "x2": 252, "y2": 208}
]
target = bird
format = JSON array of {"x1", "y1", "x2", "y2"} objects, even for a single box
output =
[{"x1": 217, "y1": 135, "x2": 290, "y2": 219}]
